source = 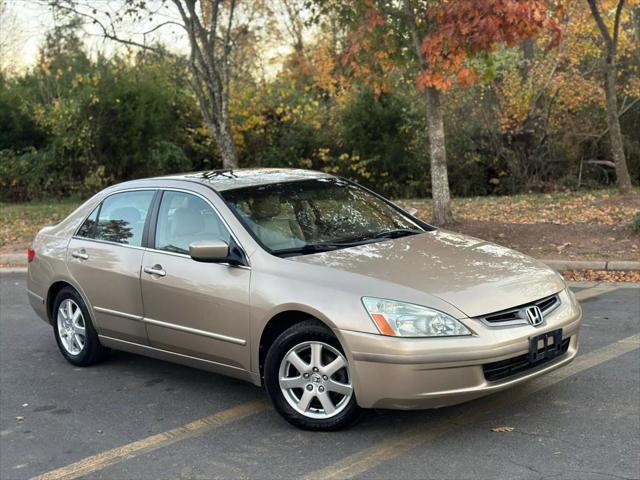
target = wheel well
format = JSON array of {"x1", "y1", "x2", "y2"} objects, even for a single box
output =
[
  {"x1": 258, "y1": 311, "x2": 319, "y2": 379},
  {"x1": 46, "y1": 281, "x2": 73, "y2": 323}
]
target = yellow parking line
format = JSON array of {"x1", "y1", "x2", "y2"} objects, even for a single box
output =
[
  {"x1": 30, "y1": 399, "x2": 270, "y2": 480},
  {"x1": 574, "y1": 285, "x2": 619, "y2": 301},
  {"x1": 302, "y1": 334, "x2": 640, "y2": 480}
]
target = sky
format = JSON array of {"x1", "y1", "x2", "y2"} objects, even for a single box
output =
[
  {"x1": 1, "y1": 0, "x2": 298, "y2": 74},
  {"x1": 2, "y1": 1, "x2": 52, "y2": 70},
  {"x1": 2, "y1": 0, "x2": 191, "y2": 71}
]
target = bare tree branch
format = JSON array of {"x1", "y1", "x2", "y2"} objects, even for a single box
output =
[
  {"x1": 51, "y1": 2, "x2": 167, "y2": 54},
  {"x1": 586, "y1": 0, "x2": 626, "y2": 57},
  {"x1": 612, "y1": 0, "x2": 625, "y2": 53},
  {"x1": 587, "y1": 0, "x2": 613, "y2": 50}
]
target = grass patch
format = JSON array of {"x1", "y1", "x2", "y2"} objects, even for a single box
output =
[{"x1": 1, "y1": 199, "x2": 80, "y2": 250}]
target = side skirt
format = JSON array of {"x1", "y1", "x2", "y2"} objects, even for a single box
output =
[{"x1": 99, "y1": 335, "x2": 262, "y2": 386}]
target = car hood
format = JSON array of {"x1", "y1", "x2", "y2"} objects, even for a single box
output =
[{"x1": 291, "y1": 230, "x2": 565, "y2": 318}]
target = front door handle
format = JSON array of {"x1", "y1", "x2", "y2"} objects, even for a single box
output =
[
  {"x1": 143, "y1": 265, "x2": 166, "y2": 277},
  {"x1": 71, "y1": 249, "x2": 89, "y2": 260}
]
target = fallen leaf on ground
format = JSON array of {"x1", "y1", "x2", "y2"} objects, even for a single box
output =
[
  {"x1": 562, "y1": 270, "x2": 640, "y2": 283},
  {"x1": 491, "y1": 426, "x2": 515, "y2": 432}
]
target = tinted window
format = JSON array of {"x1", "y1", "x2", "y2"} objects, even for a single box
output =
[
  {"x1": 89, "y1": 191, "x2": 155, "y2": 246},
  {"x1": 155, "y1": 191, "x2": 230, "y2": 255},
  {"x1": 77, "y1": 206, "x2": 99, "y2": 238}
]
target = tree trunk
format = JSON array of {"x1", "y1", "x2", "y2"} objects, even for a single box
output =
[
  {"x1": 586, "y1": 0, "x2": 633, "y2": 193},
  {"x1": 424, "y1": 87, "x2": 454, "y2": 225},
  {"x1": 520, "y1": 38, "x2": 535, "y2": 81},
  {"x1": 215, "y1": 121, "x2": 239, "y2": 169},
  {"x1": 402, "y1": 0, "x2": 454, "y2": 225},
  {"x1": 603, "y1": 60, "x2": 633, "y2": 193},
  {"x1": 633, "y1": 6, "x2": 640, "y2": 62}
]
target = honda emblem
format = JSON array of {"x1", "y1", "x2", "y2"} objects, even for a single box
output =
[{"x1": 525, "y1": 306, "x2": 544, "y2": 326}]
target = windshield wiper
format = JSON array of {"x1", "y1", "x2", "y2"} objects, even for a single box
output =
[
  {"x1": 373, "y1": 228, "x2": 424, "y2": 239},
  {"x1": 275, "y1": 241, "x2": 372, "y2": 257},
  {"x1": 275, "y1": 230, "x2": 423, "y2": 257}
]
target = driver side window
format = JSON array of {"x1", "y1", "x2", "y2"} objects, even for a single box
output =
[{"x1": 154, "y1": 191, "x2": 231, "y2": 255}]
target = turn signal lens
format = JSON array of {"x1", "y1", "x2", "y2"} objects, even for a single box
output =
[
  {"x1": 27, "y1": 247, "x2": 35, "y2": 263},
  {"x1": 370, "y1": 313, "x2": 396, "y2": 336}
]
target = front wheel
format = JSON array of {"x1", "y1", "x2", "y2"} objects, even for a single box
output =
[{"x1": 264, "y1": 320, "x2": 361, "y2": 431}]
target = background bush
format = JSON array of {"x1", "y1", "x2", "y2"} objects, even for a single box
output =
[{"x1": 0, "y1": 20, "x2": 638, "y2": 202}]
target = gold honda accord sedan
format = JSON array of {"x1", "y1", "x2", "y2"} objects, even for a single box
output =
[{"x1": 27, "y1": 169, "x2": 581, "y2": 430}]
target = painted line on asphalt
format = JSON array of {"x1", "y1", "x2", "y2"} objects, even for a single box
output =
[
  {"x1": 30, "y1": 399, "x2": 270, "y2": 480},
  {"x1": 574, "y1": 285, "x2": 619, "y2": 301},
  {"x1": 302, "y1": 334, "x2": 640, "y2": 480}
]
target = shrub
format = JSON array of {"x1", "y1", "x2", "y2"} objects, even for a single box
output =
[
  {"x1": 0, "y1": 50, "x2": 202, "y2": 201},
  {"x1": 339, "y1": 90, "x2": 427, "y2": 197}
]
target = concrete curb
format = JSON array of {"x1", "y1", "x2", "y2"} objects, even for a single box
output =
[
  {"x1": 0, "y1": 267, "x2": 27, "y2": 273},
  {"x1": 542, "y1": 259, "x2": 640, "y2": 272},
  {"x1": 0, "y1": 253, "x2": 26, "y2": 266},
  {"x1": 1, "y1": 253, "x2": 639, "y2": 271}
]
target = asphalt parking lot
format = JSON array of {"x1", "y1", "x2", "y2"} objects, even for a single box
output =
[{"x1": 1, "y1": 270, "x2": 639, "y2": 480}]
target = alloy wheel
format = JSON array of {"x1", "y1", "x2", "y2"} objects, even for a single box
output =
[
  {"x1": 57, "y1": 298, "x2": 86, "y2": 356},
  {"x1": 278, "y1": 341, "x2": 353, "y2": 419}
]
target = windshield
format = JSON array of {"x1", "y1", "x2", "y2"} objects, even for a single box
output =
[{"x1": 221, "y1": 178, "x2": 431, "y2": 256}]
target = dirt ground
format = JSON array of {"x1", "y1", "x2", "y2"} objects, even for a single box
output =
[
  {"x1": 453, "y1": 220, "x2": 639, "y2": 260},
  {"x1": 400, "y1": 191, "x2": 640, "y2": 262}
]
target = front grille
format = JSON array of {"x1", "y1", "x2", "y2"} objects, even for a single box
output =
[
  {"x1": 482, "y1": 337, "x2": 570, "y2": 382},
  {"x1": 536, "y1": 295, "x2": 559, "y2": 312},
  {"x1": 481, "y1": 294, "x2": 560, "y2": 326}
]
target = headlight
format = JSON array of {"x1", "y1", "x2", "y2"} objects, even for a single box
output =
[{"x1": 362, "y1": 297, "x2": 472, "y2": 337}]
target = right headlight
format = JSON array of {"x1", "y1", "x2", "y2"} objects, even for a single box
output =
[{"x1": 362, "y1": 297, "x2": 472, "y2": 337}]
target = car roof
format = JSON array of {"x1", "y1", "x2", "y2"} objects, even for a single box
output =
[{"x1": 152, "y1": 168, "x2": 334, "y2": 192}]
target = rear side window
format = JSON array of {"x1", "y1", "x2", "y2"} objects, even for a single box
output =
[
  {"x1": 78, "y1": 191, "x2": 155, "y2": 247},
  {"x1": 77, "y1": 206, "x2": 99, "y2": 238}
]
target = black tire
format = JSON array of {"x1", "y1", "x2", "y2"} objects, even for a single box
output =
[
  {"x1": 52, "y1": 286, "x2": 110, "y2": 366},
  {"x1": 264, "y1": 319, "x2": 362, "y2": 431}
]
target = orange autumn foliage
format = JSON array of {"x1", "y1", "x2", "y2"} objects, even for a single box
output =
[
  {"x1": 340, "y1": 3, "x2": 397, "y2": 94},
  {"x1": 341, "y1": 0, "x2": 563, "y2": 93},
  {"x1": 419, "y1": 0, "x2": 563, "y2": 91}
]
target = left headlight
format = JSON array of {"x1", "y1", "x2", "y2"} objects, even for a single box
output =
[{"x1": 362, "y1": 297, "x2": 472, "y2": 337}]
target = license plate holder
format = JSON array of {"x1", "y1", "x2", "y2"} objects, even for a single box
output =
[{"x1": 529, "y1": 329, "x2": 563, "y2": 363}]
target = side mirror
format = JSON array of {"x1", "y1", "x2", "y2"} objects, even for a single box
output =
[
  {"x1": 189, "y1": 240, "x2": 229, "y2": 261},
  {"x1": 405, "y1": 207, "x2": 418, "y2": 216}
]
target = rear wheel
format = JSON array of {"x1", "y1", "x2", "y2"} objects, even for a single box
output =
[
  {"x1": 264, "y1": 320, "x2": 361, "y2": 430},
  {"x1": 53, "y1": 287, "x2": 109, "y2": 366}
]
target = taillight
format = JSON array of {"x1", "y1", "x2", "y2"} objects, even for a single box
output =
[{"x1": 27, "y1": 247, "x2": 35, "y2": 263}]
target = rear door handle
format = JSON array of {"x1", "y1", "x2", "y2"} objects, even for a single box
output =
[
  {"x1": 71, "y1": 249, "x2": 89, "y2": 260},
  {"x1": 143, "y1": 265, "x2": 166, "y2": 277}
]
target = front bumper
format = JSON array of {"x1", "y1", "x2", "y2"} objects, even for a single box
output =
[{"x1": 339, "y1": 288, "x2": 581, "y2": 409}]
